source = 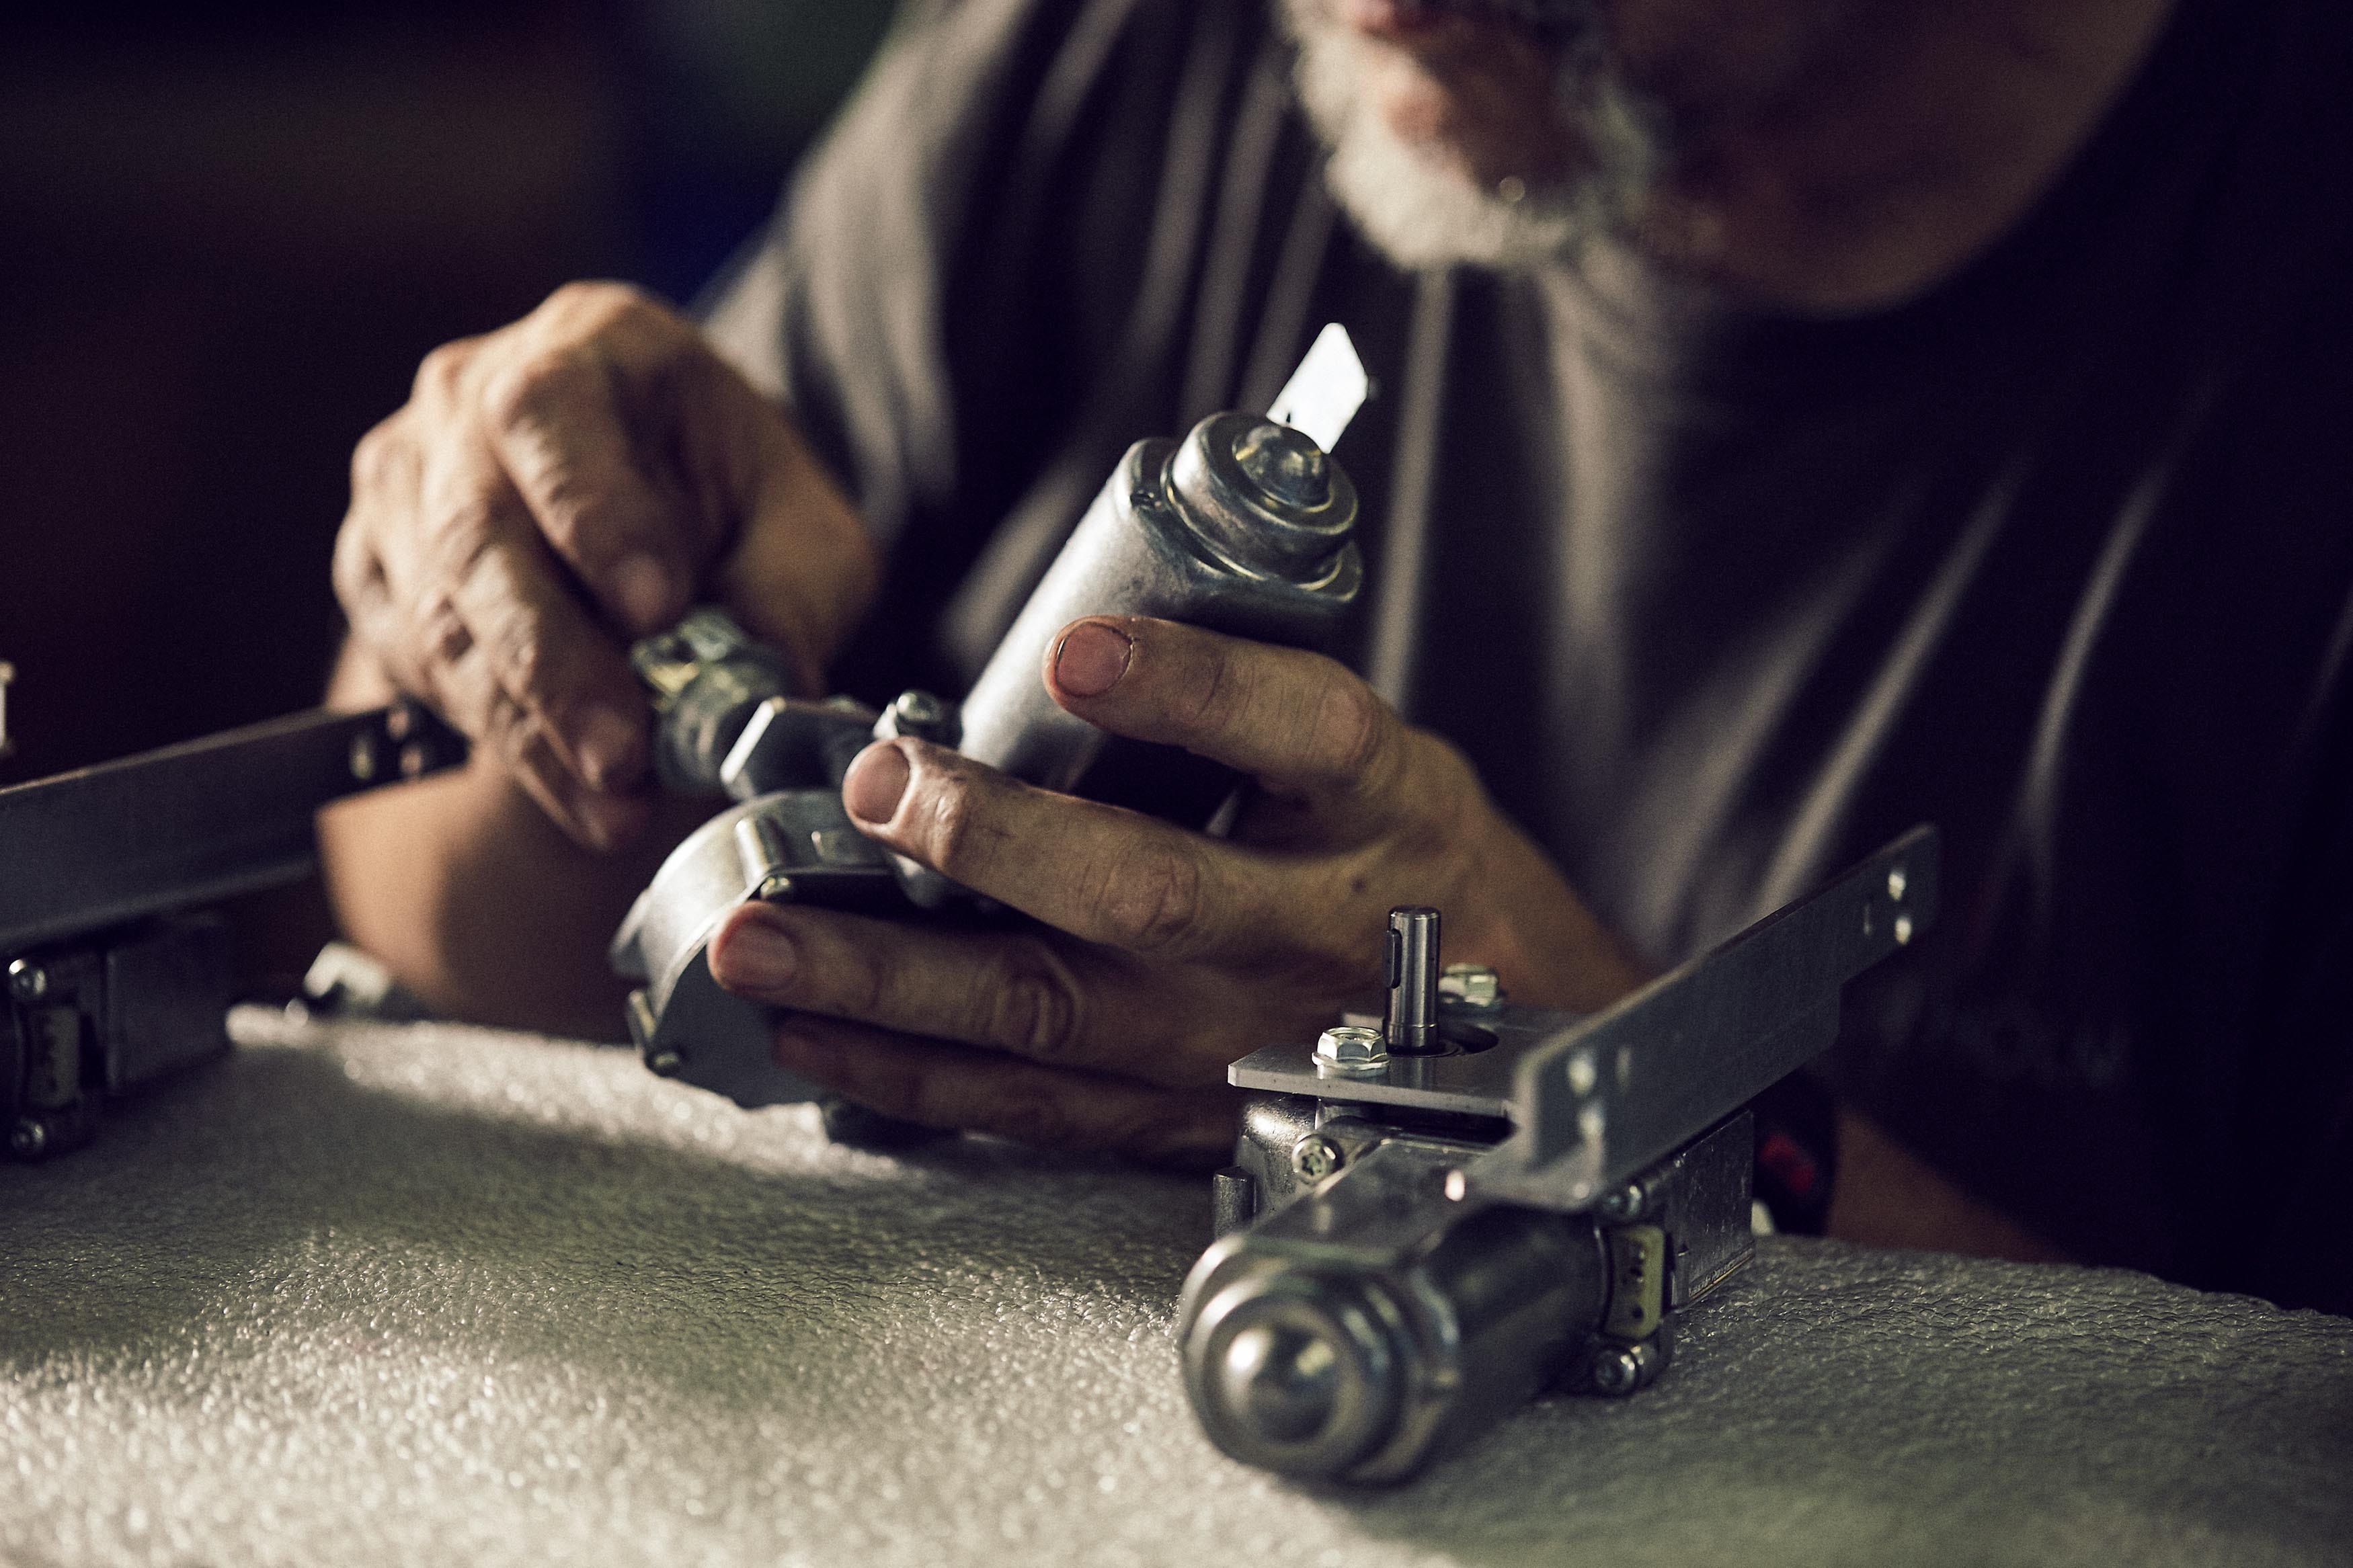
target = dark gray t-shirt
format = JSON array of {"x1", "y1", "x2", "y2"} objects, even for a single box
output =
[{"x1": 705, "y1": 0, "x2": 2353, "y2": 1308}]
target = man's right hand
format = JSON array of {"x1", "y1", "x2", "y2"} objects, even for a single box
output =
[{"x1": 333, "y1": 282, "x2": 879, "y2": 850}]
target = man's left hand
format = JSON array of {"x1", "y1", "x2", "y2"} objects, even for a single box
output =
[{"x1": 705, "y1": 616, "x2": 1648, "y2": 1165}]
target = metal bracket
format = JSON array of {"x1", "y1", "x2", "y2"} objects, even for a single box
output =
[{"x1": 1228, "y1": 827, "x2": 1938, "y2": 1214}]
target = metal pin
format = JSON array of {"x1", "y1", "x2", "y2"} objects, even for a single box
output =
[{"x1": 1383, "y1": 907, "x2": 1442, "y2": 1055}]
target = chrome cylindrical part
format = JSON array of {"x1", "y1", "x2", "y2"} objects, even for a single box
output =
[
  {"x1": 954, "y1": 413, "x2": 1361, "y2": 825},
  {"x1": 1181, "y1": 1200, "x2": 1607, "y2": 1483},
  {"x1": 1383, "y1": 906, "x2": 1442, "y2": 1055}
]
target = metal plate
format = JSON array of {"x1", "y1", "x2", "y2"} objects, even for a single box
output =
[{"x1": 0, "y1": 704, "x2": 463, "y2": 954}]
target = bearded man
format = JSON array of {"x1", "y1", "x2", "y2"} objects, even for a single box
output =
[{"x1": 321, "y1": 0, "x2": 2353, "y2": 1310}]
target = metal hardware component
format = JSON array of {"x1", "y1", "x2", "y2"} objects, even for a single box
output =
[
  {"x1": 1183, "y1": 1140, "x2": 1609, "y2": 1484},
  {"x1": 610, "y1": 791, "x2": 895, "y2": 1108},
  {"x1": 1212, "y1": 1167, "x2": 1261, "y2": 1239},
  {"x1": 1383, "y1": 907, "x2": 1442, "y2": 1055},
  {"x1": 1291, "y1": 1134, "x2": 1345, "y2": 1182},
  {"x1": 1596, "y1": 1180, "x2": 1652, "y2": 1224},
  {"x1": 0, "y1": 704, "x2": 463, "y2": 957},
  {"x1": 1589, "y1": 1344, "x2": 1644, "y2": 1397},
  {"x1": 615, "y1": 329, "x2": 1371, "y2": 1118},
  {"x1": 1439, "y1": 962, "x2": 1503, "y2": 1012},
  {"x1": 1315, "y1": 1024, "x2": 1389, "y2": 1075},
  {"x1": 1, "y1": 702, "x2": 466, "y2": 1162},
  {"x1": 1181, "y1": 828, "x2": 1940, "y2": 1483},
  {"x1": 634, "y1": 609, "x2": 795, "y2": 796},
  {"x1": 877, "y1": 689, "x2": 957, "y2": 746},
  {"x1": 953, "y1": 410, "x2": 1361, "y2": 826}
]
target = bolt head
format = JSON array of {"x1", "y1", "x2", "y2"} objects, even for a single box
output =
[
  {"x1": 1290, "y1": 1134, "x2": 1343, "y2": 1182},
  {"x1": 8, "y1": 960, "x2": 48, "y2": 1002},
  {"x1": 1314, "y1": 1024, "x2": 1388, "y2": 1073},
  {"x1": 9, "y1": 1119, "x2": 46, "y2": 1158},
  {"x1": 1591, "y1": 1345, "x2": 1642, "y2": 1397},
  {"x1": 645, "y1": 1049, "x2": 684, "y2": 1079}
]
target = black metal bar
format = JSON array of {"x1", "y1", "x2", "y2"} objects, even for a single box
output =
[{"x1": 0, "y1": 703, "x2": 465, "y2": 953}]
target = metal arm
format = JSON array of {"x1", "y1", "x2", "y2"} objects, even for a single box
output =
[{"x1": 2, "y1": 698, "x2": 465, "y2": 1159}]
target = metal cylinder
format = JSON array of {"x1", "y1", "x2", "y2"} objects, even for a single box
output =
[
  {"x1": 954, "y1": 413, "x2": 1361, "y2": 825},
  {"x1": 632, "y1": 609, "x2": 793, "y2": 796},
  {"x1": 1182, "y1": 1199, "x2": 1607, "y2": 1483},
  {"x1": 1384, "y1": 907, "x2": 1442, "y2": 1055}
]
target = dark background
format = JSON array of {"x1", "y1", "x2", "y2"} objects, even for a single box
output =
[{"x1": 0, "y1": 0, "x2": 898, "y2": 980}]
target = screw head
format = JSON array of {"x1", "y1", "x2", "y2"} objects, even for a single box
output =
[
  {"x1": 8, "y1": 960, "x2": 48, "y2": 1002},
  {"x1": 1290, "y1": 1134, "x2": 1343, "y2": 1183},
  {"x1": 1439, "y1": 962, "x2": 1504, "y2": 1011},
  {"x1": 645, "y1": 1049, "x2": 684, "y2": 1079},
  {"x1": 891, "y1": 690, "x2": 947, "y2": 727},
  {"x1": 9, "y1": 1119, "x2": 46, "y2": 1158},
  {"x1": 1591, "y1": 1345, "x2": 1642, "y2": 1397},
  {"x1": 1313, "y1": 1024, "x2": 1388, "y2": 1074},
  {"x1": 1597, "y1": 1182, "x2": 1649, "y2": 1223}
]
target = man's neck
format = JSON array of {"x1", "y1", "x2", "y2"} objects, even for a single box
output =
[{"x1": 1616, "y1": 0, "x2": 2180, "y2": 311}]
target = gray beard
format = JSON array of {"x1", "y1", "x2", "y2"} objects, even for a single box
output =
[{"x1": 1283, "y1": 0, "x2": 1669, "y2": 271}]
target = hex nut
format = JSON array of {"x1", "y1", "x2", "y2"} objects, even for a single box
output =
[
  {"x1": 1314, "y1": 1024, "x2": 1389, "y2": 1073},
  {"x1": 1439, "y1": 962, "x2": 1504, "y2": 1011}
]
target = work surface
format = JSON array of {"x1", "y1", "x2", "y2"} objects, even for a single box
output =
[{"x1": 3, "y1": 1014, "x2": 2348, "y2": 1568}]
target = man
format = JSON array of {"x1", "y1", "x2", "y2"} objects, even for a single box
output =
[{"x1": 321, "y1": 0, "x2": 2353, "y2": 1309}]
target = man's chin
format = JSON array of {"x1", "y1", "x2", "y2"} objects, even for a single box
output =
[{"x1": 1291, "y1": 8, "x2": 1603, "y2": 271}]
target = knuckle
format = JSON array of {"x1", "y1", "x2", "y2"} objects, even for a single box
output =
[
  {"x1": 348, "y1": 419, "x2": 404, "y2": 496},
  {"x1": 980, "y1": 942, "x2": 1083, "y2": 1060},
  {"x1": 411, "y1": 339, "x2": 474, "y2": 402},
  {"x1": 480, "y1": 347, "x2": 591, "y2": 436},
  {"x1": 1092, "y1": 837, "x2": 1207, "y2": 955},
  {"x1": 1174, "y1": 638, "x2": 1252, "y2": 735},
  {"x1": 914, "y1": 771, "x2": 993, "y2": 878},
  {"x1": 546, "y1": 278, "x2": 652, "y2": 325},
  {"x1": 1315, "y1": 675, "x2": 1392, "y2": 785},
  {"x1": 329, "y1": 522, "x2": 383, "y2": 605}
]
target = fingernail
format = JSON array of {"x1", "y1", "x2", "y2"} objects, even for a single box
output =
[
  {"x1": 574, "y1": 705, "x2": 642, "y2": 792},
  {"x1": 610, "y1": 552, "x2": 674, "y2": 634},
  {"x1": 842, "y1": 742, "x2": 910, "y2": 824},
  {"x1": 1052, "y1": 621, "x2": 1132, "y2": 698},
  {"x1": 717, "y1": 913, "x2": 799, "y2": 989}
]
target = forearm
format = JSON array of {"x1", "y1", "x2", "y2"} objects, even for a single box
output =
[{"x1": 318, "y1": 640, "x2": 705, "y2": 1040}]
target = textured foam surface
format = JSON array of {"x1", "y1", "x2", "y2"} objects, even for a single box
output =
[{"x1": 3, "y1": 1012, "x2": 2348, "y2": 1567}]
